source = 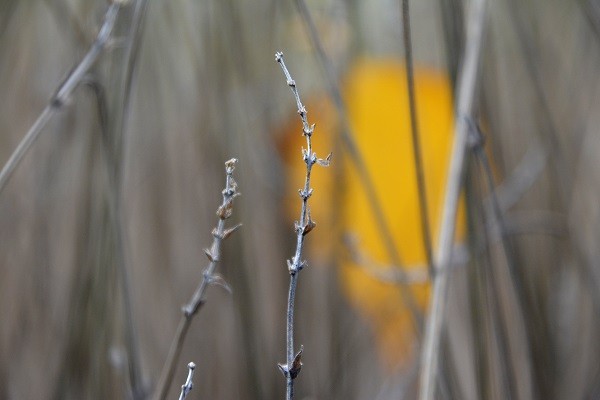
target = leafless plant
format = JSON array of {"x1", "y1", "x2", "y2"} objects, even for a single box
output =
[
  {"x1": 178, "y1": 362, "x2": 196, "y2": 400},
  {"x1": 153, "y1": 158, "x2": 241, "y2": 400},
  {"x1": 275, "y1": 51, "x2": 331, "y2": 400}
]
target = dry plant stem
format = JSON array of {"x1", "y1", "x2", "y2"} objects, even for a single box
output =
[
  {"x1": 401, "y1": 0, "x2": 435, "y2": 278},
  {"x1": 178, "y1": 362, "x2": 196, "y2": 400},
  {"x1": 294, "y1": 0, "x2": 423, "y2": 330},
  {"x1": 0, "y1": 2, "x2": 122, "y2": 195},
  {"x1": 275, "y1": 52, "x2": 330, "y2": 400},
  {"x1": 153, "y1": 159, "x2": 241, "y2": 400},
  {"x1": 418, "y1": 0, "x2": 488, "y2": 398}
]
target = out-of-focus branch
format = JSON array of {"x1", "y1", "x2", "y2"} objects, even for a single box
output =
[
  {"x1": 0, "y1": 2, "x2": 123, "y2": 195},
  {"x1": 153, "y1": 159, "x2": 241, "y2": 400},
  {"x1": 275, "y1": 52, "x2": 331, "y2": 400},
  {"x1": 343, "y1": 234, "x2": 468, "y2": 285},
  {"x1": 419, "y1": 0, "x2": 489, "y2": 398},
  {"x1": 401, "y1": 0, "x2": 435, "y2": 278}
]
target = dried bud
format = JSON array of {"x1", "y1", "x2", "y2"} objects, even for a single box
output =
[
  {"x1": 316, "y1": 152, "x2": 332, "y2": 167},
  {"x1": 303, "y1": 124, "x2": 315, "y2": 136},
  {"x1": 290, "y1": 346, "x2": 303, "y2": 379},
  {"x1": 224, "y1": 158, "x2": 237, "y2": 174},
  {"x1": 205, "y1": 273, "x2": 232, "y2": 294},
  {"x1": 204, "y1": 248, "x2": 215, "y2": 262},
  {"x1": 222, "y1": 223, "x2": 242, "y2": 240},
  {"x1": 275, "y1": 52, "x2": 284, "y2": 62},
  {"x1": 216, "y1": 200, "x2": 234, "y2": 219}
]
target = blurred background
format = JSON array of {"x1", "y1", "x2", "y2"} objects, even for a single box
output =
[{"x1": 1, "y1": 0, "x2": 600, "y2": 398}]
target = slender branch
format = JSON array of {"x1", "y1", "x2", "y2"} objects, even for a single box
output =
[
  {"x1": 178, "y1": 362, "x2": 196, "y2": 400},
  {"x1": 401, "y1": 0, "x2": 435, "y2": 278},
  {"x1": 418, "y1": 0, "x2": 489, "y2": 398},
  {"x1": 153, "y1": 159, "x2": 241, "y2": 400},
  {"x1": 294, "y1": 0, "x2": 424, "y2": 332},
  {"x1": 0, "y1": 2, "x2": 122, "y2": 195},
  {"x1": 275, "y1": 52, "x2": 330, "y2": 400}
]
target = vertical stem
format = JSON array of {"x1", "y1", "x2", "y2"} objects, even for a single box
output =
[
  {"x1": 401, "y1": 0, "x2": 435, "y2": 277},
  {"x1": 286, "y1": 273, "x2": 298, "y2": 400},
  {"x1": 275, "y1": 52, "x2": 330, "y2": 400},
  {"x1": 419, "y1": 0, "x2": 488, "y2": 398}
]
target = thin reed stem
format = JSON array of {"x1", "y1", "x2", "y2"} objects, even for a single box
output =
[
  {"x1": 153, "y1": 159, "x2": 241, "y2": 400},
  {"x1": 401, "y1": 0, "x2": 435, "y2": 278},
  {"x1": 418, "y1": 0, "x2": 489, "y2": 398},
  {"x1": 0, "y1": 2, "x2": 122, "y2": 194},
  {"x1": 275, "y1": 52, "x2": 331, "y2": 400}
]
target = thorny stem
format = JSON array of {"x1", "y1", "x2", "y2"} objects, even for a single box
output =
[
  {"x1": 0, "y1": 2, "x2": 122, "y2": 194},
  {"x1": 401, "y1": 0, "x2": 435, "y2": 278},
  {"x1": 178, "y1": 362, "x2": 196, "y2": 400},
  {"x1": 275, "y1": 52, "x2": 330, "y2": 400},
  {"x1": 418, "y1": 0, "x2": 488, "y2": 398},
  {"x1": 153, "y1": 159, "x2": 241, "y2": 400}
]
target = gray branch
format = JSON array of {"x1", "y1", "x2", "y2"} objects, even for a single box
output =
[
  {"x1": 0, "y1": 2, "x2": 123, "y2": 194},
  {"x1": 275, "y1": 52, "x2": 330, "y2": 400}
]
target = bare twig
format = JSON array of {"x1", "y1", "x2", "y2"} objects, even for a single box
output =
[
  {"x1": 178, "y1": 362, "x2": 196, "y2": 400},
  {"x1": 153, "y1": 159, "x2": 241, "y2": 400},
  {"x1": 0, "y1": 2, "x2": 123, "y2": 194},
  {"x1": 418, "y1": 0, "x2": 489, "y2": 398},
  {"x1": 401, "y1": 0, "x2": 435, "y2": 278},
  {"x1": 294, "y1": 0, "x2": 424, "y2": 332},
  {"x1": 275, "y1": 52, "x2": 331, "y2": 400}
]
